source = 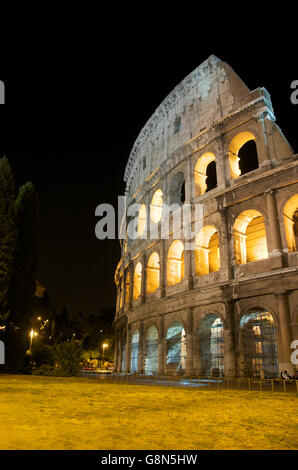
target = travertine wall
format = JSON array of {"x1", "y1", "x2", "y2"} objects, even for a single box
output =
[{"x1": 114, "y1": 55, "x2": 298, "y2": 378}]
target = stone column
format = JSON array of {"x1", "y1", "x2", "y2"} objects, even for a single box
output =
[
  {"x1": 219, "y1": 207, "x2": 233, "y2": 279},
  {"x1": 118, "y1": 330, "x2": 123, "y2": 372},
  {"x1": 184, "y1": 247, "x2": 193, "y2": 290},
  {"x1": 140, "y1": 253, "x2": 147, "y2": 304},
  {"x1": 223, "y1": 301, "x2": 237, "y2": 377},
  {"x1": 185, "y1": 308, "x2": 194, "y2": 376},
  {"x1": 116, "y1": 285, "x2": 120, "y2": 313},
  {"x1": 128, "y1": 262, "x2": 134, "y2": 310},
  {"x1": 277, "y1": 293, "x2": 294, "y2": 374},
  {"x1": 256, "y1": 111, "x2": 272, "y2": 168},
  {"x1": 124, "y1": 323, "x2": 131, "y2": 373},
  {"x1": 137, "y1": 321, "x2": 144, "y2": 374},
  {"x1": 158, "y1": 316, "x2": 165, "y2": 375},
  {"x1": 159, "y1": 239, "x2": 166, "y2": 297},
  {"x1": 185, "y1": 154, "x2": 193, "y2": 203},
  {"x1": 265, "y1": 190, "x2": 283, "y2": 269},
  {"x1": 113, "y1": 331, "x2": 119, "y2": 372}
]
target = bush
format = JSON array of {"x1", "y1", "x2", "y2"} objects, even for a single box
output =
[
  {"x1": 32, "y1": 364, "x2": 64, "y2": 376},
  {"x1": 53, "y1": 340, "x2": 83, "y2": 376}
]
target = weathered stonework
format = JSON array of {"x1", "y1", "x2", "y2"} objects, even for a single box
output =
[{"x1": 114, "y1": 55, "x2": 298, "y2": 378}]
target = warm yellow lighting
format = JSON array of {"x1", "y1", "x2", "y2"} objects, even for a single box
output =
[
  {"x1": 147, "y1": 252, "x2": 160, "y2": 293},
  {"x1": 194, "y1": 152, "x2": 216, "y2": 196},
  {"x1": 133, "y1": 262, "x2": 142, "y2": 300},
  {"x1": 138, "y1": 204, "x2": 147, "y2": 237},
  {"x1": 29, "y1": 329, "x2": 38, "y2": 350},
  {"x1": 150, "y1": 189, "x2": 163, "y2": 224},
  {"x1": 233, "y1": 210, "x2": 268, "y2": 265},
  {"x1": 283, "y1": 194, "x2": 298, "y2": 253},
  {"x1": 195, "y1": 225, "x2": 220, "y2": 276},
  {"x1": 167, "y1": 240, "x2": 184, "y2": 286},
  {"x1": 228, "y1": 132, "x2": 255, "y2": 179},
  {"x1": 125, "y1": 271, "x2": 131, "y2": 304}
]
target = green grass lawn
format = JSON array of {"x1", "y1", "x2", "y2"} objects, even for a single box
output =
[{"x1": 0, "y1": 374, "x2": 297, "y2": 450}]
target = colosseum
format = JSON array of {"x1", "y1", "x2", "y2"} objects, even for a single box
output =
[{"x1": 113, "y1": 55, "x2": 298, "y2": 379}]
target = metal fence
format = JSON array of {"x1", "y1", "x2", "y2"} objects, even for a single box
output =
[{"x1": 79, "y1": 370, "x2": 298, "y2": 393}]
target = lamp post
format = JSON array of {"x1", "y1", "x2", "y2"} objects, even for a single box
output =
[
  {"x1": 101, "y1": 343, "x2": 108, "y2": 366},
  {"x1": 29, "y1": 329, "x2": 38, "y2": 351}
]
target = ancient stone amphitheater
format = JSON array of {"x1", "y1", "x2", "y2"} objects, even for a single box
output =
[{"x1": 113, "y1": 55, "x2": 298, "y2": 378}]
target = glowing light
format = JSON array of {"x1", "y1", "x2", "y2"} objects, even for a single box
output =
[
  {"x1": 229, "y1": 132, "x2": 255, "y2": 179},
  {"x1": 147, "y1": 252, "x2": 160, "y2": 293},
  {"x1": 150, "y1": 189, "x2": 163, "y2": 224},
  {"x1": 167, "y1": 240, "x2": 184, "y2": 286}
]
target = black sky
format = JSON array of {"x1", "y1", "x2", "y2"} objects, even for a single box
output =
[{"x1": 0, "y1": 39, "x2": 297, "y2": 316}]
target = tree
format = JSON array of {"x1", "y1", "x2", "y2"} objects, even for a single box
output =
[
  {"x1": 6, "y1": 182, "x2": 40, "y2": 371},
  {"x1": 0, "y1": 157, "x2": 16, "y2": 317}
]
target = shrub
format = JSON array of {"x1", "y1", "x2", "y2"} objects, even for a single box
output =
[
  {"x1": 53, "y1": 340, "x2": 83, "y2": 376},
  {"x1": 32, "y1": 364, "x2": 64, "y2": 376}
]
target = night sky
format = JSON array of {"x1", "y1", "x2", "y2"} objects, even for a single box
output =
[{"x1": 0, "y1": 42, "x2": 297, "y2": 316}]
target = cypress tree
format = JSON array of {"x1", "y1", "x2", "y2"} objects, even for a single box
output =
[
  {"x1": 0, "y1": 156, "x2": 16, "y2": 318},
  {"x1": 6, "y1": 182, "x2": 40, "y2": 370}
]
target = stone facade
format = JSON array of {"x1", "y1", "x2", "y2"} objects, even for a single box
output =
[{"x1": 113, "y1": 55, "x2": 298, "y2": 378}]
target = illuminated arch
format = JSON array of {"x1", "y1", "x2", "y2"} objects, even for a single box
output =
[
  {"x1": 239, "y1": 309, "x2": 278, "y2": 378},
  {"x1": 229, "y1": 131, "x2": 257, "y2": 179},
  {"x1": 166, "y1": 321, "x2": 186, "y2": 375},
  {"x1": 167, "y1": 240, "x2": 184, "y2": 286},
  {"x1": 150, "y1": 189, "x2": 163, "y2": 224},
  {"x1": 137, "y1": 204, "x2": 147, "y2": 237},
  {"x1": 195, "y1": 225, "x2": 220, "y2": 276},
  {"x1": 144, "y1": 325, "x2": 159, "y2": 375},
  {"x1": 197, "y1": 314, "x2": 224, "y2": 377},
  {"x1": 133, "y1": 262, "x2": 142, "y2": 300},
  {"x1": 130, "y1": 330, "x2": 139, "y2": 373},
  {"x1": 283, "y1": 194, "x2": 298, "y2": 252},
  {"x1": 194, "y1": 152, "x2": 217, "y2": 196},
  {"x1": 147, "y1": 252, "x2": 160, "y2": 294},
  {"x1": 233, "y1": 210, "x2": 268, "y2": 265},
  {"x1": 125, "y1": 271, "x2": 130, "y2": 304}
]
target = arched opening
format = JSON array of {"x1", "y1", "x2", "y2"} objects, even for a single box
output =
[
  {"x1": 233, "y1": 210, "x2": 268, "y2": 265},
  {"x1": 194, "y1": 152, "x2": 217, "y2": 196},
  {"x1": 166, "y1": 321, "x2": 186, "y2": 375},
  {"x1": 206, "y1": 160, "x2": 217, "y2": 192},
  {"x1": 125, "y1": 271, "x2": 130, "y2": 304},
  {"x1": 283, "y1": 194, "x2": 298, "y2": 253},
  {"x1": 144, "y1": 325, "x2": 159, "y2": 375},
  {"x1": 229, "y1": 132, "x2": 258, "y2": 179},
  {"x1": 198, "y1": 314, "x2": 224, "y2": 377},
  {"x1": 130, "y1": 330, "x2": 139, "y2": 373},
  {"x1": 195, "y1": 226, "x2": 220, "y2": 276},
  {"x1": 238, "y1": 140, "x2": 259, "y2": 175},
  {"x1": 170, "y1": 172, "x2": 185, "y2": 205},
  {"x1": 167, "y1": 240, "x2": 184, "y2": 285},
  {"x1": 147, "y1": 252, "x2": 160, "y2": 294},
  {"x1": 150, "y1": 189, "x2": 163, "y2": 224},
  {"x1": 138, "y1": 204, "x2": 147, "y2": 237},
  {"x1": 240, "y1": 310, "x2": 278, "y2": 378},
  {"x1": 133, "y1": 262, "x2": 142, "y2": 300}
]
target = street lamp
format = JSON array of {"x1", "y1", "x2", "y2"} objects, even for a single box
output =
[
  {"x1": 29, "y1": 329, "x2": 38, "y2": 351},
  {"x1": 101, "y1": 343, "x2": 108, "y2": 363}
]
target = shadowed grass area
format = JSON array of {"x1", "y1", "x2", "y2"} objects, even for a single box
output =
[{"x1": 0, "y1": 374, "x2": 297, "y2": 450}]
